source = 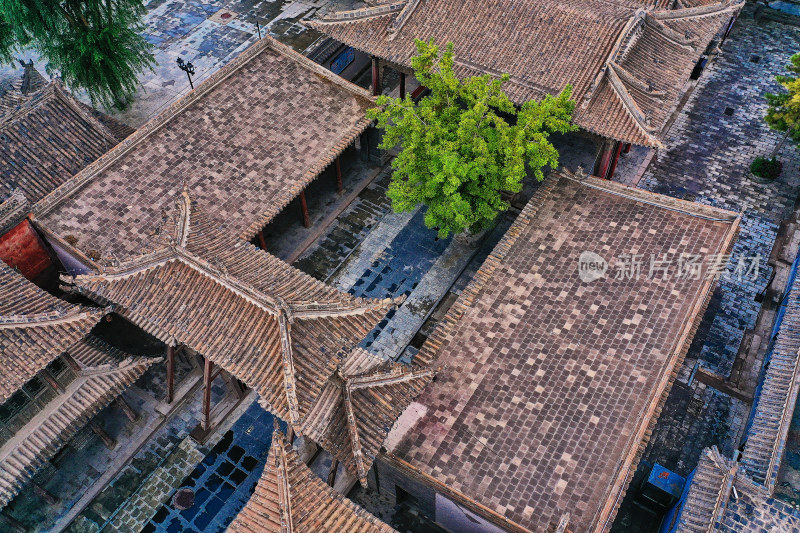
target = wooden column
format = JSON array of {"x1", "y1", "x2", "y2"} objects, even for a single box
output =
[
  {"x1": 327, "y1": 458, "x2": 339, "y2": 487},
  {"x1": 335, "y1": 157, "x2": 343, "y2": 194},
  {"x1": 41, "y1": 370, "x2": 64, "y2": 394},
  {"x1": 595, "y1": 140, "x2": 614, "y2": 179},
  {"x1": 299, "y1": 190, "x2": 311, "y2": 228},
  {"x1": 623, "y1": 142, "x2": 632, "y2": 154},
  {"x1": 0, "y1": 512, "x2": 26, "y2": 533},
  {"x1": 89, "y1": 420, "x2": 115, "y2": 449},
  {"x1": 606, "y1": 141, "x2": 623, "y2": 181},
  {"x1": 371, "y1": 57, "x2": 381, "y2": 97},
  {"x1": 287, "y1": 425, "x2": 295, "y2": 445},
  {"x1": 166, "y1": 345, "x2": 175, "y2": 404},
  {"x1": 116, "y1": 396, "x2": 138, "y2": 421},
  {"x1": 202, "y1": 358, "x2": 213, "y2": 432},
  {"x1": 257, "y1": 230, "x2": 267, "y2": 251},
  {"x1": 33, "y1": 483, "x2": 59, "y2": 505},
  {"x1": 400, "y1": 72, "x2": 406, "y2": 99},
  {"x1": 62, "y1": 353, "x2": 81, "y2": 372}
]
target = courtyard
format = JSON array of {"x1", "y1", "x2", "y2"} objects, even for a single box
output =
[{"x1": 2, "y1": 0, "x2": 800, "y2": 532}]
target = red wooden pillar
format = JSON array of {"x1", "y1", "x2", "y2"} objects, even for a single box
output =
[
  {"x1": 400, "y1": 72, "x2": 406, "y2": 100},
  {"x1": 335, "y1": 157, "x2": 343, "y2": 194},
  {"x1": 166, "y1": 345, "x2": 175, "y2": 404},
  {"x1": 606, "y1": 141, "x2": 623, "y2": 181},
  {"x1": 299, "y1": 191, "x2": 311, "y2": 228},
  {"x1": 623, "y1": 142, "x2": 632, "y2": 154},
  {"x1": 202, "y1": 358, "x2": 213, "y2": 432},
  {"x1": 371, "y1": 57, "x2": 381, "y2": 97},
  {"x1": 257, "y1": 230, "x2": 267, "y2": 251},
  {"x1": 596, "y1": 141, "x2": 614, "y2": 179}
]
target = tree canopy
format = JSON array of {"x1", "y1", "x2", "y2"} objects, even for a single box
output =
[
  {"x1": 765, "y1": 52, "x2": 800, "y2": 159},
  {"x1": 368, "y1": 39, "x2": 576, "y2": 238},
  {"x1": 0, "y1": 0, "x2": 154, "y2": 109}
]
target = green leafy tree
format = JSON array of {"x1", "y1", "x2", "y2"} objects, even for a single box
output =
[
  {"x1": 0, "y1": 0, "x2": 154, "y2": 109},
  {"x1": 368, "y1": 39, "x2": 576, "y2": 238},
  {"x1": 765, "y1": 52, "x2": 800, "y2": 159}
]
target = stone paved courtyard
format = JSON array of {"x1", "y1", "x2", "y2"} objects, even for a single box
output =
[
  {"x1": 0, "y1": 0, "x2": 365, "y2": 127},
  {"x1": 612, "y1": 8, "x2": 800, "y2": 532}
]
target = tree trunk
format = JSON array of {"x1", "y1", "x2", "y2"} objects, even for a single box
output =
[{"x1": 771, "y1": 127, "x2": 794, "y2": 160}]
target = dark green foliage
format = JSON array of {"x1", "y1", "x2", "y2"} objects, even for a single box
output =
[
  {"x1": 368, "y1": 39, "x2": 576, "y2": 238},
  {"x1": 0, "y1": 0, "x2": 154, "y2": 109},
  {"x1": 750, "y1": 156, "x2": 782, "y2": 180},
  {"x1": 764, "y1": 52, "x2": 800, "y2": 159}
]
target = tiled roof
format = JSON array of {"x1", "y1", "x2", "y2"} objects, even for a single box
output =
[
  {"x1": 63, "y1": 190, "x2": 398, "y2": 427},
  {"x1": 228, "y1": 427, "x2": 396, "y2": 533},
  {"x1": 308, "y1": 0, "x2": 742, "y2": 147},
  {"x1": 301, "y1": 348, "x2": 433, "y2": 485},
  {"x1": 34, "y1": 36, "x2": 375, "y2": 260},
  {"x1": 0, "y1": 260, "x2": 106, "y2": 403},
  {"x1": 0, "y1": 189, "x2": 29, "y2": 235},
  {"x1": 739, "y1": 258, "x2": 800, "y2": 488},
  {"x1": 385, "y1": 169, "x2": 740, "y2": 533},
  {"x1": 675, "y1": 446, "x2": 736, "y2": 533},
  {"x1": 0, "y1": 61, "x2": 46, "y2": 116},
  {"x1": 0, "y1": 335, "x2": 155, "y2": 508},
  {"x1": 0, "y1": 82, "x2": 127, "y2": 204}
]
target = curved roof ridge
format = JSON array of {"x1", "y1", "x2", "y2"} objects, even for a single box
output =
[
  {"x1": 601, "y1": 62, "x2": 661, "y2": 145},
  {"x1": 0, "y1": 305, "x2": 105, "y2": 328},
  {"x1": 313, "y1": 2, "x2": 405, "y2": 23},
  {"x1": 0, "y1": 83, "x2": 57, "y2": 130},
  {"x1": 643, "y1": 11, "x2": 699, "y2": 48},
  {"x1": 388, "y1": 0, "x2": 422, "y2": 38},
  {"x1": 653, "y1": 0, "x2": 743, "y2": 21}
]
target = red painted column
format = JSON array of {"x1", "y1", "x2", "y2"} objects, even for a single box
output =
[
  {"x1": 257, "y1": 230, "x2": 267, "y2": 251},
  {"x1": 623, "y1": 143, "x2": 632, "y2": 154},
  {"x1": 335, "y1": 157, "x2": 343, "y2": 194},
  {"x1": 371, "y1": 57, "x2": 381, "y2": 97},
  {"x1": 202, "y1": 358, "x2": 213, "y2": 432},
  {"x1": 166, "y1": 345, "x2": 175, "y2": 404},
  {"x1": 596, "y1": 142, "x2": 614, "y2": 179},
  {"x1": 0, "y1": 219, "x2": 52, "y2": 280},
  {"x1": 606, "y1": 141, "x2": 623, "y2": 181},
  {"x1": 299, "y1": 191, "x2": 311, "y2": 228}
]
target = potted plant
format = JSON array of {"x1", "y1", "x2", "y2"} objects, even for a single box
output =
[{"x1": 750, "y1": 52, "x2": 800, "y2": 183}]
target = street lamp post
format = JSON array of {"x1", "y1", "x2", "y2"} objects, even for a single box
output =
[{"x1": 176, "y1": 57, "x2": 196, "y2": 90}]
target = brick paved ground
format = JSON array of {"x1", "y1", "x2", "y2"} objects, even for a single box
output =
[{"x1": 612, "y1": 9, "x2": 800, "y2": 532}]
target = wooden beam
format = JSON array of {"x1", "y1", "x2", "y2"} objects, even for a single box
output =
[
  {"x1": 202, "y1": 358, "x2": 213, "y2": 432},
  {"x1": 400, "y1": 72, "x2": 406, "y2": 100},
  {"x1": 335, "y1": 157, "x2": 343, "y2": 194},
  {"x1": 327, "y1": 458, "x2": 339, "y2": 487},
  {"x1": 299, "y1": 190, "x2": 311, "y2": 228},
  {"x1": 89, "y1": 420, "x2": 115, "y2": 449},
  {"x1": 61, "y1": 353, "x2": 81, "y2": 372},
  {"x1": 257, "y1": 230, "x2": 267, "y2": 251},
  {"x1": 166, "y1": 345, "x2": 175, "y2": 404},
  {"x1": 287, "y1": 425, "x2": 295, "y2": 445},
  {"x1": 371, "y1": 56, "x2": 381, "y2": 96},
  {"x1": 116, "y1": 396, "x2": 138, "y2": 422}
]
